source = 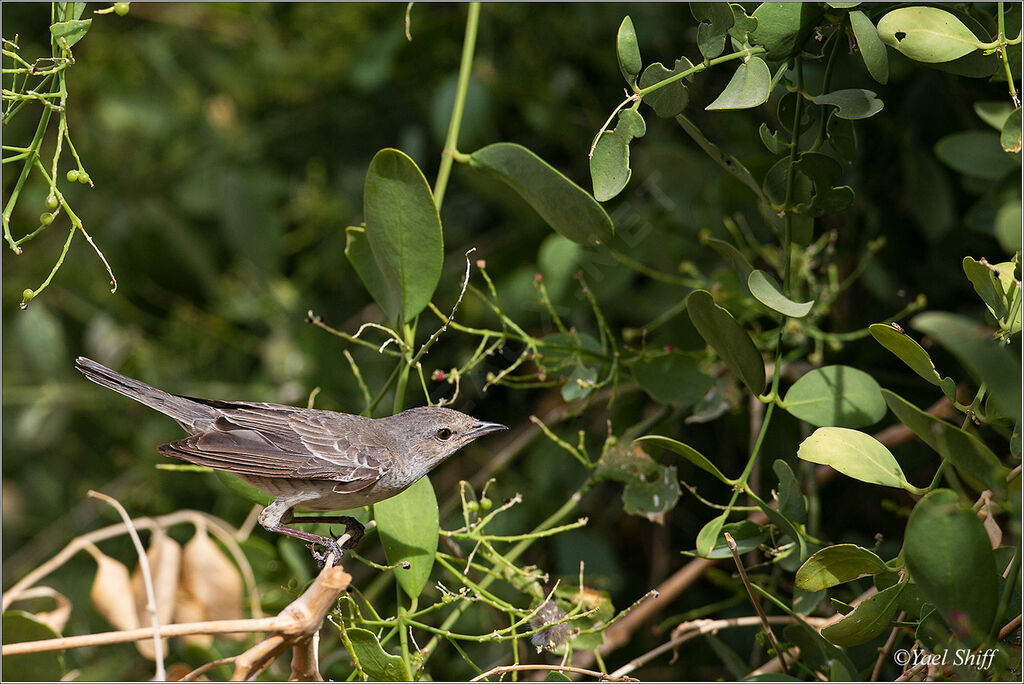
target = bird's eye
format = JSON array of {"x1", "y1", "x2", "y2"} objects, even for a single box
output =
[{"x1": 436, "y1": 428, "x2": 453, "y2": 440}]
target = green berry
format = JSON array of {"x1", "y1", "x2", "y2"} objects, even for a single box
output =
[
  {"x1": 39, "y1": 212, "x2": 54, "y2": 226},
  {"x1": 22, "y1": 289, "x2": 35, "y2": 302},
  {"x1": 113, "y1": 1, "x2": 130, "y2": 15},
  {"x1": 466, "y1": 500, "x2": 479, "y2": 513},
  {"x1": 45, "y1": 195, "x2": 59, "y2": 210},
  {"x1": 66, "y1": 169, "x2": 79, "y2": 182},
  {"x1": 480, "y1": 497, "x2": 493, "y2": 511},
  {"x1": 78, "y1": 172, "x2": 91, "y2": 184}
]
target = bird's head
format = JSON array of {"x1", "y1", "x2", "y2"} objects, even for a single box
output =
[{"x1": 382, "y1": 406, "x2": 506, "y2": 474}]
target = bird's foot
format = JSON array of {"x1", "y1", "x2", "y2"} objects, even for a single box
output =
[{"x1": 309, "y1": 537, "x2": 345, "y2": 568}]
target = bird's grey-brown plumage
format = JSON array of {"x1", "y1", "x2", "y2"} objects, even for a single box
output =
[{"x1": 75, "y1": 357, "x2": 505, "y2": 563}]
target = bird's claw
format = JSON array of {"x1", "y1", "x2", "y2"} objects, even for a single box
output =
[{"x1": 309, "y1": 537, "x2": 345, "y2": 568}]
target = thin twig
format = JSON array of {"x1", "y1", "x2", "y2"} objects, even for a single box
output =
[
  {"x1": 179, "y1": 655, "x2": 238, "y2": 682},
  {"x1": 87, "y1": 490, "x2": 165, "y2": 681},
  {"x1": 724, "y1": 532, "x2": 788, "y2": 675}
]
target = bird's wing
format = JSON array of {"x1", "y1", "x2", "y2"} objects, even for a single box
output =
[{"x1": 157, "y1": 404, "x2": 387, "y2": 490}]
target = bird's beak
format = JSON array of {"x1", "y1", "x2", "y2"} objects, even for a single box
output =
[{"x1": 468, "y1": 421, "x2": 507, "y2": 438}]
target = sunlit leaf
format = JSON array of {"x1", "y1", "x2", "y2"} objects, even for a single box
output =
[
  {"x1": 747, "y1": 269, "x2": 813, "y2": 318},
  {"x1": 782, "y1": 365, "x2": 886, "y2": 428},
  {"x1": 374, "y1": 476, "x2": 438, "y2": 600},
  {"x1": 797, "y1": 427, "x2": 920, "y2": 492},
  {"x1": 796, "y1": 544, "x2": 889, "y2": 591},
  {"x1": 706, "y1": 57, "x2": 772, "y2": 110},
  {"x1": 877, "y1": 7, "x2": 983, "y2": 63}
]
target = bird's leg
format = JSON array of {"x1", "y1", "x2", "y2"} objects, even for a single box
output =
[
  {"x1": 258, "y1": 499, "x2": 345, "y2": 567},
  {"x1": 283, "y1": 514, "x2": 365, "y2": 550}
]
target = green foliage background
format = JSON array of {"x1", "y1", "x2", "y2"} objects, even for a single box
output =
[{"x1": 2, "y1": 2, "x2": 1020, "y2": 681}]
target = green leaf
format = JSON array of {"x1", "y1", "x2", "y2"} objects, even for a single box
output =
[
  {"x1": 811, "y1": 89, "x2": 883, "y2": 120},
  {"x1": 469, "y1": 143, "x2": 614, "y2": 246},
  {"x1": 634, "y1": 435, "x2": 734, "y2": 484},
  {"x1": 974, "y1": 101, "x2": 1015, "y2": 130},
  {"x1": 782, "y1": 365, "x2": 887, "y2": 428},
  {"x1": 752, "y1": 493, "x2": 806, "y2": 560},
  {"x1": 374, "y1": 476, "x2": 439, "y2": 600},
  {"x1": 590, "y1": 132, "x2": 631, "y2": 202},
  {"x1": 703, "y1": 235, "x2": 754, "y2": 282},
  {"x1": 1001, "y1": 107, "x2": 1022, "y2": 154},
  {"x1": 345, "y1": 627, "x2": 409, "y2": 681},
  {"x1": 590, "y1": 109, "x2": 645, "y2": 202},
  {"x1": 629, "y1": 354, "x2": 715, "y2": 405},
  {"x1": 616, "y1": 16, "x2": 642, "y2": 84},
  {"x1": 694, "y1": 520, "x2": 769, "y2": 559},
  {"x1": 912, "y1": 311, "x2": 1021, "y2": 419},
  {"x1": 1, "y1": 612, "x2": 65, "y2": 681},
  {"x1": 691, "y1": 3, "x2": 735, "y2": 60},
  {"x1": 820, "y1": 581, "x2": 904, "y2": 646},
  {"x1": 868, "y1": 323, "x2": 954, "y2": 397},
  {"x1": 797, "y1": 427, "x2": 920, "y2": 492},
  {"x1": 595, "y1": 443, "x2": 681, "y2": 521},
  {"x1": 904, "y1": 489, "x2": 999, "y2": 647},
  {"x1": 849, "y1": 11, "x2": 888, "y2": 84},
  {"x1": 545, "y1": 673, "x2": 572, "y2": 682},
  {"x1": 750, "y1": 2, "x2": 823, "y2": 60},
  {"x1": 963, "y1": 256, "x2": 1015, "y2": 328},
  {"x1": 345, "y1": 225, "x2": 400, "y2": 321},
  {"x1": 934, "y1": 130, "x2": 1018, "y2": 180},
  {"x1": 747, "y1": 269, "x2": 813, "y2": 318},
  {"x1": 696, "y1": 511, "x2": 728, "y2": 557},
  {"x1": 758, "y1": 123, "x2": 789, "y2": 155},
  {"x1": 363, "y1": 148, "x2": 443, "y2": 322},
  {"x1": 795, "y1": 544, "x2": 890, "y2": 591},
  {"x1": 49, "y1": 19, "x2": 92, "y2": 48},
  {"x1": 728, "y1": 4, "x2": 758, "y2": 44},
  {"x1": 792, "y1": 152, "x2": 855, "y2": 216},
  {"x1": 638, "y1": 58, "x2": 693, "y2": 118},
  {"x1": 827, "y1": 114, "x2": 858, "y2": 162},
  {"x1": 686, "y1": 289, "x2": 766, "y2": 395},
  {"x1": 561, "y1": 364, "x2": 598, "y2": 402},
  {"x1": 882, "y1": 390, "x2": 1009, "y2": 495},
  {"x1": 705, "y1": 57, "x2": 772, "y2": 110},
  {"x1": 877, "y1": 7, "x2": 983, "y2": 64},
  {"x1": 676, "y1": 115, "x2": 765, "y2": 203},
  {"x1": 773, "y1": 460, "x2": 806, "y2": 525}
]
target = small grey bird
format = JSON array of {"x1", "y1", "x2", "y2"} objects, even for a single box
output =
[{"x1": 75, "y1": 357, "x2": 505, "y2": 563}]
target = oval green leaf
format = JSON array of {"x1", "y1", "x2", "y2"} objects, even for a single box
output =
[
  {"x1": 696, "y1": 511, "x2": 728, "y2": 557},
  {"x1": 590, "y1": 131, "x2": 631, "y2": 202},
  {"x1": 869, "y1": 323, "x2": 947, "y2": 388},
  {"x1": 797, "y1": 427, "x2": 918, "y2": 492},
  {"x1": 49, "y1": 19, "x2": 92, "y2": 48},
  {"x1": 616, "y1": 16, "x2": 642, "y2": 83},
  {"x1": 904, "y1": 489, "x2": 999, "y2": 647},
  {"x1": 850, "y1": 11, "x2": 888, "y2": 84},
  {"x1": 2, "y1": 612, "x2": 65, "y2": 681},
  {"x1": 747, "y1": 269, "x2": 814, "y2": 318},
  {"x1": 345, "y1": 627, "x2": 409, "y2": 681},
  {"x1": 345, "y1": 225, "x2": 400, "y2": 321},
  {"x1": 686, "y1": 289, "x2": 766, "y2": 395},
  {"x1": 469, "y1": 143, "x2": 614, "y2": 245},
  {"x1": 634, "y1": 435, "x2": 734, "y2": 485},
  {"x1": 1001, "y1": 107, "x2": 1022, "y2": 153},
  {"x1": 750, "y1": 2, "x2": 823, "y2": 60},
  {"x1": 934, "y1": 130, "x2": 1017, "y2": 180},
  {"x1": 703, "y1": 235, "x2": 755, "y2": 282},
  {"x1": 639, "y1": 59, "x2": 693, "y2": 118},
  {"x1": 706, "y1": 57, "x2": 772, "y2": 111},
  {"x1": 795, "y1": 544, "x2": 890, "y2": 591},
  {"x1": 629, "y1": 354, "x2": 715, "y2": 405},
  {"x1": 974, "y1": 100, "x2": 1014, "y2": 130},
  {"x1": 877, "y1": 7, "x2": 983, "y2": 64},
  {"x1": 783, "y1": 365, "x2": 886, "y2": 428},
  {"x1": 820, "y1": 582, "x2": 904, "y2": 646},
  {"x1": 963, "y1": 256, "x2": 1012, "y2": 323},
  {"x1": 363, "y1": 148, "x2": 443, "y2": 323},
  {"x1": 374, "y1": 476, "x2": 439, "y2": 600},
  {"x1": 773, "y1": 460, "x2": 806, "y2": 525},
  {"x1": 811, "y1": 89, "x2": 883, "y2": 120},
  {"x1": 882, "y1": 389, "x2": 1009, "y2": 495}
]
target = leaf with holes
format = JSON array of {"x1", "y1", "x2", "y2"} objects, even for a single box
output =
[
  {"x1": 639, "y1": 58, "x2": 694, "y2": 118},
  {"x1": 812, "y1": 89, "x2": 884, "y2": 120},
  {"x1": 877, "y1": 7, "x2": 983, "y2": 63}
]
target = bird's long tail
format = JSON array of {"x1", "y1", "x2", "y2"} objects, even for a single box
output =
[{"x1": 75, "y1": 357, "x2": 214, "y2": 428}]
